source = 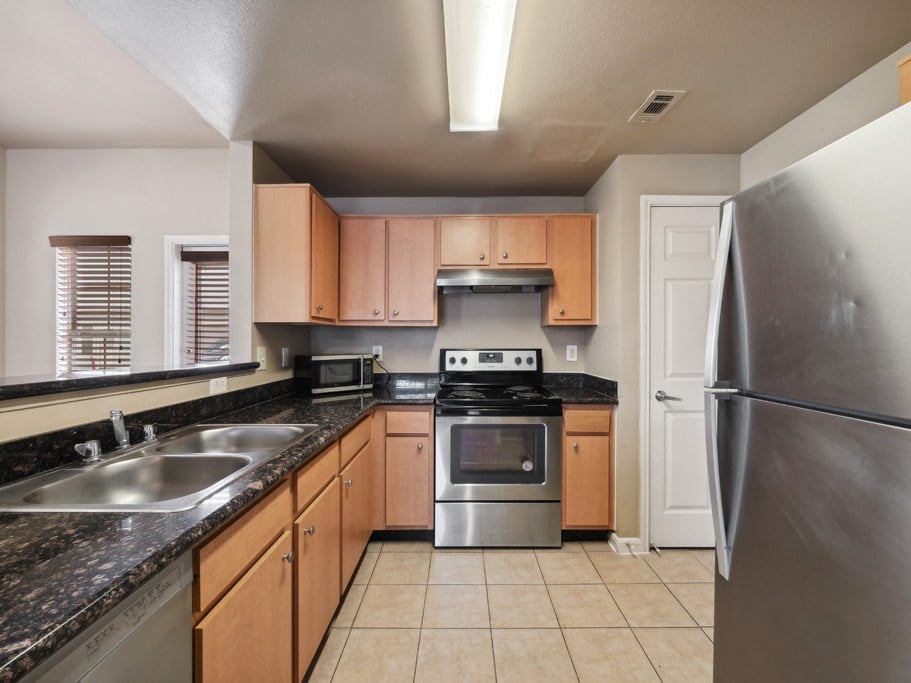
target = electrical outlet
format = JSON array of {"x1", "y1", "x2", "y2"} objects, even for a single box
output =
[
  {"x1": 281, "y1": 347, "x2": 290, "y2": 368},
  {"x1": 566, "y1": 345, "x2": 578, "y2": 362},
  {"x1": 209, "y1": 376, "x2": 227, "y2": 394},
  {"x1": 256, "y1": 346, "x2": 267, "y2": 370},
  {"x1": 372, "y1": 345, "x2": 383, "y2": 362}
]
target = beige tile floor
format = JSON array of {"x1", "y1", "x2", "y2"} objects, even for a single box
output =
[{"x1": 308, "y1": 540, "x2": 715, "y2": 682}]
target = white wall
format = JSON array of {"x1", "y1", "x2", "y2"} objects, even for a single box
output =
[
  {"x1": 314, "y1": 196, "x2": 588, "y2": 372},
  {"x1": 4, "y1": 149, "x2": 229, "y2": 375},
  {"x1": 583, "y1": 155, "x2": 740, "y2": 537},
  {"x1": 741, "y1": 40, "x2": 911, "y2": 188}
]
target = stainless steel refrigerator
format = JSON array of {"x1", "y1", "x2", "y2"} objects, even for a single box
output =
[{"x1": 704, "y1": 102, "x2": 911, "y2": 681}]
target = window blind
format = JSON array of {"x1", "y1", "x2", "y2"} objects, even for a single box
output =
[
  {"x1": 51, "y1": 236, "x2": 132, "y2": 375},
  {"x1": 181, "y1": 250, "x2": 229, "y2": 365}
]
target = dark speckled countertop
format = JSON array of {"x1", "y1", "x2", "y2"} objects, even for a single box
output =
[
  {"x1": 0, "y1": 387, "x2": 433, "y2": 682},
  {"x1": 0, "y1": 375, "x2": 614, "y2": 682}
]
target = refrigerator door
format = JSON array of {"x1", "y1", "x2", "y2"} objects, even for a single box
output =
[
  {"x1": 715, "y1": 394, "x2": 911, "y2": 681},
  {"x1": 718, "y1": 104, "x2": 911, "y2": 422}
]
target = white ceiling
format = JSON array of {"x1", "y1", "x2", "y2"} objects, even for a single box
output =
[
  {"x1": 4, "y1": 1, "x2": 911, "y2": 195},
  {"x1": 0, "y1": 1, "x2": 224, "y2": 148}
]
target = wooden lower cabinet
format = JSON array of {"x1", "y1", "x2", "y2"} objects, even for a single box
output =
[
  {"x1": 340, "y1": 444, "x2": 373, "y2": 588},
  {"x1": 294, "y1": 478, "x2": 341, "y2": 682},
  {"x1": 385, "y1": 435, "x2": 431, "y2": 527},
  {"x1": 194, "y1": 530, "x2": 293, "y2": 683},
  {"x1": 563, "y1": 406, "x2": 613, "y2": 529}
]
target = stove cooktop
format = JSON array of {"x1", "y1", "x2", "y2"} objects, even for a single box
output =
[{"x1": 435, "y1": 384, "x2": 560, "y2": 407}]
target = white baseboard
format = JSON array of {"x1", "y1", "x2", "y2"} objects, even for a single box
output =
[{"x1": 609, "y1": 533, "x2": 650, "y2": 555}]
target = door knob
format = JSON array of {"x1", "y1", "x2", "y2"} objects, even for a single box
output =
[{"x1": 655, "y1": 390, "x2": 682, "y2": 402}]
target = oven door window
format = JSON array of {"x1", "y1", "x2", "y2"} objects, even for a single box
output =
[{"x1": 450, "y1": 424, "x2": 546, "y2": 485}]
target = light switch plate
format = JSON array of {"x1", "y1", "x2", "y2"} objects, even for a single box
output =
[
  {"x1": 281, "y1": 347, "x2": 290, "y2": 368},
  {"x1": 566, "y1": 345, "x2": 578, "y2": 362}
]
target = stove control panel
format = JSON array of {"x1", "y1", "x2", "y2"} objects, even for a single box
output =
[{"x1": 443, "y1": 349, "x2": 539, "y2": 372}]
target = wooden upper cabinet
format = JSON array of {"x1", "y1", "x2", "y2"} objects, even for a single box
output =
[
  {"x1": 439, "y1": 217, "x2": 491, "y2": 266},
  {"x1": 495, "y1": 217, "x2": 547, "y2": 265},
  {"x1": 544, "y1": 216, "x2": 596, "y2": 325},
  {"x1": 339, "y1": 217, "x2": 386, "y2": 322},
  {"x1": 310, "y1": 193, "x2": 339, "y2": 321},
  {"x1": 339, "y1": 217, "x2": 437, "y2": 326},
  {"x1": 900, "y1": 54, "x2": 911, "y2": 105},
  {"x1": 253, "y1": 184, "x2": 338, "y2": 323},
  {"x1": 388, "y1": 218, "x2": 436, "y2": 324}
]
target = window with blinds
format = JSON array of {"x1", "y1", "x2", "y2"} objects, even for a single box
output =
[
  {"x1": 50, "y1": 235, "x2": 132, "y2": 375},
  {"x1": 181, "y1": 250, "x2": 229, "y2": 366}
]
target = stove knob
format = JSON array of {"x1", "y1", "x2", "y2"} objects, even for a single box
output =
[
  {"x1": 448, "y1": 356, "x2": 456, "y2": 365},
  {"x1": 526, "y1": 356, "x2": 534, "y2": 365},
  {"x1": 514, "y1": 357, "x2": 522, "y2": 365},
  {"x1": 460, "y1": 356, "x2": 468, "y2": 365}
]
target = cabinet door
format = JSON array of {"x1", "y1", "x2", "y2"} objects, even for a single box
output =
[
  {"x1": 253, "y1": 186, "x2": 311, "y2": 323},
  {"x1": 388, "y1": 218, "x2": 437, "y2": 323},
  {"x1": 310, "y1": 193, "x2": 339, "y2": 321},
  {"x1": 385, "y1": 436, "x2": 431, "y2": 527},
  {"x1": 547, "y1": 216, "x2": 595, "y2": 323},
  {"x1": 439, "y1": 218, "x2": 491, "y2": 266},
  {"x1": 495, "y1": 217, "x2": 547, "y2": 265},
  {"x1": 195, "y1": 530, "x2": 293, "y2": 683},
  {"x1": 339, "y1": 217, "x2": 386, "y2": 322},
  {"x1": 340, "y1": 445, "x2": 373, "y2": 588},
  {"x1": 294, "y1": 479, "x2": 341, "y2": 682},
  {"x1": 563, "y1": 435, "x2": 612, "y2": 528}
]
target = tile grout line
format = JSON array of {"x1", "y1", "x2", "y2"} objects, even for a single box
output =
[
  {"x1": 533, "y1": 548, "x2": 582, "y2": 681},
  {"x1": 481, "y1": 549, "x2": 500, "y2": 683}
]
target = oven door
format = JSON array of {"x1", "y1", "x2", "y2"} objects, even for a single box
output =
[{"x1": 435, "y1": 413, "x2": 562, "y2": 502}]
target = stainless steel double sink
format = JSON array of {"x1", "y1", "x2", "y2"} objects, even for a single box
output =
[{"x1": 0, "y1": 424, "x2": 319, "y2": 513}]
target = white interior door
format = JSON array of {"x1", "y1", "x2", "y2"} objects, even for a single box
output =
[{"x1": 648, "y1": 203, "x2": 720, "y2": 547}]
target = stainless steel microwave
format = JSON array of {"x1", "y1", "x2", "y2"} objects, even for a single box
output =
[{"x1": 294, "y1": 354, "x2": 374, "y2": 394}]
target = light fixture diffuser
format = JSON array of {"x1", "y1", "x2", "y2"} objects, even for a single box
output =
[{"x1": 443, "y1": 0, "x2": 517, "y2": 132}]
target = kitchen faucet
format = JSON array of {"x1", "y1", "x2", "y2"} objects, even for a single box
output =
[{"x1": 110, "y1": 409, "x2": 130, "y2": 448}]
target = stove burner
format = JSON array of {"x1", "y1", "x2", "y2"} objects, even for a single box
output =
[
  {"x1": 504, "y1": 385, "x2": 534, "y2": 393},
  {"x1": 451, "y1": 389, "x2": 485, "y2": 399}
]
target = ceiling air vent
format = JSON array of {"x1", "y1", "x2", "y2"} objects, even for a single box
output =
[{"x1": 628, "y1": 90, "x2": 686, "y2": 124}]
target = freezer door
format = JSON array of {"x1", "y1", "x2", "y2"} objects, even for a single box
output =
[
  {"x1": 715, "y1": 395, "x2": 911, "y2": 681},
  {"x1": 718, "y1": 104, "x2": 911, "y2": 421}
]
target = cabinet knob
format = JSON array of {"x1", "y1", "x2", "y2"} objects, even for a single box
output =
[
  {"x1": 572, "y1": 442, "x2": 579, "y2": 450},
  {"x1": 479, "y1": 253, "x2": 485, "y2": 260},
  {"x1": 392, "y1": 309, "x2": 399, "y2": 316},
  {"x1": 502, "y1": 252, "x2": 508, "y2": 259},
  {"x1": 281, "y1": 551, "x2": 295, "y2": 563},
  {"x1": 344, "y1": 478, "x2": 353, "y2": 487},
  {"x1": 317, "y1": 304, "x2": 324, "y2": 312},
  {"x1": 373, "y1": 308, "x2": 380, "y2": 315},
  {"x1": 559, "y1": 308, "x2": 566, "y2": 315},
  {"x1": 304, "y1": 525, "x2": 315, "y2": 536},
  {"x1": 417, "y1": 443, "x2": 423, "y2": 451}
]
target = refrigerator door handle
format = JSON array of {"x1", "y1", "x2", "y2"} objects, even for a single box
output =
[
  {"x1": 704, "y1": 201, "x2": 735, "y2": 580},
  {"x1": 704, "y1": 201, "x2": 734, "y2": 388},
  {"x1": 705, "y1": 391, "x2": 732, "y2": 580}
]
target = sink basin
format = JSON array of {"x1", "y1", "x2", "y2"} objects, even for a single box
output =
[
  {"x1": 154, "y1": 424, "x2": 319, "y2": 455},
  {"x1": 23, "y1": 455, "x2": 250, "y2": 506},
  {"x1": 0, "y1": 423, "x2": 320, "y2": 513}
]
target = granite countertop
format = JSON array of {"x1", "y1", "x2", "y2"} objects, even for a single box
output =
[
  {"x1": 0, "y1": 386, "x2": 432, "y2": 682},
  {"x1": 0, "y1": 373, "x2": 616, "y2": 681}
]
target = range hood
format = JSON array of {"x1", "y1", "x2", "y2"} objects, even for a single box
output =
[{"x1": 436, "y1": 268, "x2": 555, "y2": 294}]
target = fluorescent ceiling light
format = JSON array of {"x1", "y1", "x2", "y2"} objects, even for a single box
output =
[{"x1": 443, "y1": 0, "x2": 517, "y2": 132}]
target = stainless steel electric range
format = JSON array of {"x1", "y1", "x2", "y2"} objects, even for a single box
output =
[{"x1": 434, "y1": 348, "x2": 562, "y2": 548}]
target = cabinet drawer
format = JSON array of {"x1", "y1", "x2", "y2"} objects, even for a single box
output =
[
  {"x1": 194, "y1": 480, "x2": 292, "y2": 616},
  {"x1": 294, "y1": 443, "x2": 340, "y2": 513},
  {"x1": 340, "y1": 416, "x2": 371, "y2": 466},
  {"x1": 386, "y1": 409, "x2": 430, "y2": 435},
  {"x1": 563, "y1": 408, "x2": 611, "y2": 434}
]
